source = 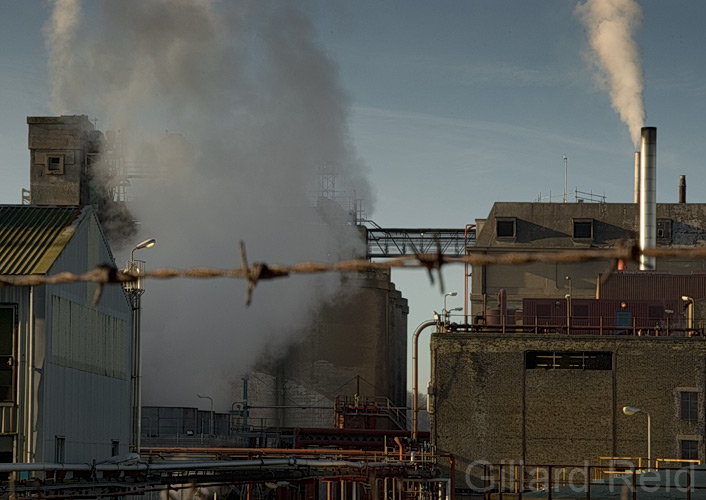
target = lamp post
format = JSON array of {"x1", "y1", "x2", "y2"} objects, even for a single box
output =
[
  {"x1": 682, "y1": 296, "x2": 695, "y2": 333},
  {"x1": 126, "y1": 238, "x2": 156, "y2": 454},
  {"x1": 198, "y1": 393, "x2": 215, "y2": 435},
  {"x1": 563, "y1": 155, "x2": 568, "y2": 203},
  {"x1": 443, "y1": 292, "x2": 457, "y2": 326},
  {"x1": 623, "y1": 406, "x2": 651, "y2": 469}
]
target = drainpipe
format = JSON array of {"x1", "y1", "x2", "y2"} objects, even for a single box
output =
[{"x1": 413, "y1": 320, "x2": 438, "y2": 441}]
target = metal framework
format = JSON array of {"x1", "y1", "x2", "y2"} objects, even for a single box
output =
[{"x1": 365, "y1": 226, "x2": 475, "y2": 258}]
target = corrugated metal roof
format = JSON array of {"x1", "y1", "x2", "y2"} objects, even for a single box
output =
[{"x1": 0, "y1": 205, "x2": 85, "y2": 275}]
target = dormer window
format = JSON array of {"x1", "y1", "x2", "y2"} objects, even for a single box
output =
[
  {"x1": 496, "y1": 218, "x2": 516, "y2": 239},
  {"x1": 573, "y1": 219, "x2": 593, "y2": 240}
]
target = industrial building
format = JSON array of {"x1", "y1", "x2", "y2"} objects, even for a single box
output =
[
  {"x1": 0, "y1": 205, "x2": 132, "y2": 464},
  {"x1": 429, "y1": 128, "x2": 706, "y2": 495},
  {"x1": 245, "y1": 268, "x2": 409, "y2": 430}
]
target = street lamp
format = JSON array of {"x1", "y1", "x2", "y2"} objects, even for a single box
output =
[
  {"x1": 623, "y1": 405, "x2": 651, "y2": 469},
  {"x1": 447, "y1": 307, "x2": 463, "y2": 323},
  {"x1": 682, "y1": 296, "x2": 695, "y2": 332},
  {"x1": 198, "y1": 393, "x2": 215, "y2": 435},
  {"x1": 443, "y1": 292, "x2": 458, "y2": 325},
  {"x1": 565, "y1": 275, "x2": 572, "y2": 296},
  {"x1": 126, "y1": 238, "x2": 156, "y2": 454}
]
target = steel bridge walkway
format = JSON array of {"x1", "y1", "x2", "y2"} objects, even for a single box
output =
[{"x1": 364, "y1": 223, "x2": 475, "y2": 258}]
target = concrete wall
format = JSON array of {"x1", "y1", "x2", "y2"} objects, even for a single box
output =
[
  {"x1": 28, "y1": 115, "x2": 97, "y2": 206},
  {"x1": 249, "y1": 269, "x2": 409, "y2": 428},
  {"x1": 431, "y1": 333, "x2": 706, "y2": 473}
]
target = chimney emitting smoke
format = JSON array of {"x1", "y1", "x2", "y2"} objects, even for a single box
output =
[{"x1": 639, "y1": 126, "x2": 656, "y2": 271}]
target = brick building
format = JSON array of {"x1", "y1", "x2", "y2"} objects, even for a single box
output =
[
  {"x1": 429, "y1": 199, "x2": 706, "y2": 488},
  {"x1": 430, "y1": 333, "x2": 705, "y2": 471}
]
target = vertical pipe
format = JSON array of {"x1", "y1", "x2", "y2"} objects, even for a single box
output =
[
  {"x1": 679, "y1": 175, "x2": 687, "y2": 204},
  {"x1": 412, "y1": 321, "x2": 437, "y2": 441},
  {"x1": 634, "y1": 152, "x2": 640, "y2": 204},
  {"x1": 639, "y1": 127, "x2": 657, "y2": 270}
]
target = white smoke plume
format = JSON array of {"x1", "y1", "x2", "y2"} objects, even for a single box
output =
[
  {"x1": 44, "y1": 0, "x2": 375, "y2": 409},
  {"x1": 44, "y1": 0, "x2": 81, "y2": 114},
  {"x1": 575, "y1": 0, "x2": 645, "y2": 146}
]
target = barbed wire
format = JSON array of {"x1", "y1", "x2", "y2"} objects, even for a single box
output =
[{"x1": 2, "y1": 241, "x2": 706, "y2": 307}]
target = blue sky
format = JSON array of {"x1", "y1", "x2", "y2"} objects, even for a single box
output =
[{"x1": 2, "y1": 1, "x2": 706, "y2": 402}]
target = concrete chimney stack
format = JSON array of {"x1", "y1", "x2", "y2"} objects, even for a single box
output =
[
  {"x1": 639, "y1": 127, "x2": 656, "y2": 271},
  {"x1": 679, "y1": 175, "x2": 686, "y2": 204}
]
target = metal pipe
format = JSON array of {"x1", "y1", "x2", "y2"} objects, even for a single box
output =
[
  {"x1": 0, "y1": 457, "x2": 369, "y2": 473},
  {"x1": 413, "y1": 320, "x2": 438, "y2": 441},
  {"x1": 639, "y1": 127, "x2": 657, "y2": 270}
]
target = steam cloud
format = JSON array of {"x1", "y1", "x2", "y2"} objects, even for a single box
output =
[
  {"x1": 44, "y1": 0, "x2": 374, "y2": 409},
  {"x1": 575, "y1": 0, "x2": 645, "y2": 146}
]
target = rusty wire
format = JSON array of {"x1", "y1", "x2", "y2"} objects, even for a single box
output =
[{"x1": 1, "y1": 241, "x2": 706, "y2": 306}]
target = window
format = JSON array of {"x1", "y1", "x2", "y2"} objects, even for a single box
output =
[
  {"x1": 573, "y1": 219, "x2": 593, "y2": 239},
  {"x1": 496, "y1": 218, "x2": 515, "y2": 238},
  {"x1": 55, "y1": 436, "x2": 65, "y2": 464},
  {"x1": 681, "y1": 440, "x2": 699, "y2": 460},
  {"x1": 525, "y1": 351, "x2": 612, "y2": 370},
  {"x1": 111, "y1": 440, "x2": 120, "y2": 457},
  {"x1": 681, "y1": 392, "x2": 698, "y2": 421},
  {"x1": 0, "y1": 306, "x2": 17, "y2": 403},
  {"x1": 44, "y1": 154, "x2": 65, "y2": 175}
]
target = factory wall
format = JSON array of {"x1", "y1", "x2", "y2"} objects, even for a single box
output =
[
  {"x1": 249, "y1": 269, "x2": 408, "y2": 429},
  {"x1": 35, "y1": 211, "x2": 132, "y2": 463},
  {"x1": 431, "y1": 333, "x2": 706, "y2": 479}
]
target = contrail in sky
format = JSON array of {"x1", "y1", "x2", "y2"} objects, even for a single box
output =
[{"x1": 576, "y1": 0, "x2": 645, "y2": 147}]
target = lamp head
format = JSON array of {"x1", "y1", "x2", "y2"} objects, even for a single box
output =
[
  {"x1": 682, "y1": 296, "x2": 692, "y2": 302},
  {"x1": 446, "y1": 292, "x2": 457, "y2": 297},
  {"x1": 135, "y1": 238, "x2": 156, "y2": 250},
  {"x1": 622, "y1": 406, "x2": 642, "y2": 416}
]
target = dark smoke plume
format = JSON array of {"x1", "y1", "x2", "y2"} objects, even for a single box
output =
[{"x1": 45, "y1": 0, "x2": 374, "y2": 409}]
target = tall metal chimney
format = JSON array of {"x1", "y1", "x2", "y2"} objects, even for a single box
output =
[
  {"x1": 679, "y1": 175, "x2": 686, "y2": 203},
  {"x1": 634, "y1": 151, "x2": 640, "y2": 203},
  {"x1": 639, "y1": 127, "x2": 656, "y2": 270}
]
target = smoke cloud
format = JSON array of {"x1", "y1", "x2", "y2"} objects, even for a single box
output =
[
  {"x1": 575, "y1": 0, "x2": 645, "y2": 146},
  {"x1": 44, "y1": 0, "x2": 374, "y2": 409}
]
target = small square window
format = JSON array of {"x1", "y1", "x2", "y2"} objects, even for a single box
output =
[
  {"x1": 44, "y1": 155, "x2": 65, "y2": 175},
  {"x1": 681, "y1": 392, "x2": 698, "y2": 421},
  {"x1": 681, "y1": 439, "x2": 699, "y2": 460},
  {"x1": 496, "y1": 219, "x2": 515, "y2": 238},
  {"x1": 573, "y1": 220, "x2": 593, "y2": 239}
]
